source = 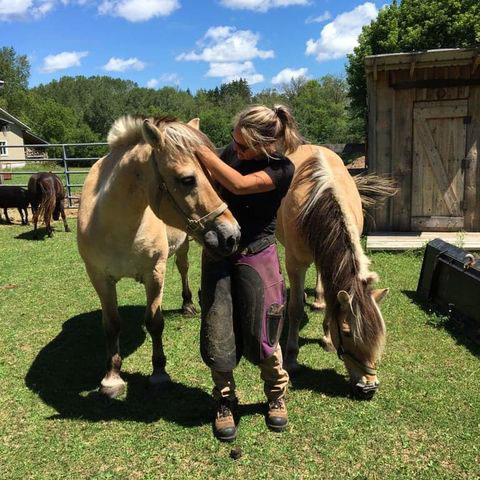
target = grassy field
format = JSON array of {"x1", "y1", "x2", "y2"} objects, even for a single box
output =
[{"x1": 0, "y1": 219, "x2": 479, "y2": 480}]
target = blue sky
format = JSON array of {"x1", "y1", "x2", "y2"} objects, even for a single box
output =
[{"x1": 1, "y1": 0, "x2": 389, "y2": 92}]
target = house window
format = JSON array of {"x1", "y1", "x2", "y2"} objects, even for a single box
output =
[{"x1": 0, "y1": 141, "x2": 7, "y2": 156}]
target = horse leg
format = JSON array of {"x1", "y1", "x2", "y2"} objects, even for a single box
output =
[
  {"x1": 284, "y1": 256, "x2": 308, "y2": 374},
  {"x1": 311, "y1": 269, "x2": 326, "y2": 311},
  {"x1": 144, "y1": 264, "x2": 171, "y2": 388},
  {"x1": 319, "y1": 311, "x2": 336, "y2": 353},
  {"x1": 32, "y1": 205, "x2": 39, "y2": 238},
  {"x1": 86, "y1": 266, "x2": 125, "y2": 398},
  {"x1": 175, "y1": 239, "x2": 196, "y2": 317},
  {"x1": 46, "y1": 216, "x2": 53, "y2": 237},
  {"x1": 4, "y1": 208, "x2": 12, "y2": 224},
  {"x1": 24, "y1": 207, "x2": 29, "y2": 225},
  {"x1": 60, "y1": 201, "x2": 70, "y2": 232},
  {"x1": 17, "y1": 207, "x2": 25, "y2": 225}
]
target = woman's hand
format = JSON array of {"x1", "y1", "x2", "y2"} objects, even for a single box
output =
[{"x1": 195, "y1": 146, "x2": 275, "y2": 195}]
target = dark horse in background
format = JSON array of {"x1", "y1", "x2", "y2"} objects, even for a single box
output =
[
  {"x1": 0, "y1": 186, "x2": 30, "y2": 225},
  {"x1": 28, "y1": 172, "x2": 70, "y2": 237}
]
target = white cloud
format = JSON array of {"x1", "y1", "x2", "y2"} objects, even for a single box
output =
[
  {"x1": 220, "y1": 0, "x2": 309, "y2": 13},
  {"x1": 177, "y1": 26, "x2": 274, "y2": 62},
  {"x1": 272, "y1": 67, "x2": 308, "y2": 85},
  {"x1": 306, "y1": 2, "x2": 378, "y2": 62},
  {"x1": 103, "y1": 57, "x2": 146, "y2": 71},
  {"x1": 305, "y1": 11, "x2": 331, "y2": 24},
  {"x1": 98, "y1": 0, "x2": 180, "y2": 22},
  {"x1": 0, "y1": 0, "x2": 55, "y2": 20},
  {"x1": 147, "y1": 73, "x2": 181, "y2": 88},
  {"x1": 41, "y1": 51, "x2": 88, "y2": 73},
  {"x1": 207, "y1": 61, "x2": 264, "y2": 85}
]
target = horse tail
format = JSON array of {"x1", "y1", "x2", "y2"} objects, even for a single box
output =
[
  {"x1": 353, "y1": 174, "x2": 398, "y2": 210},
  {"x1": 38, "y1": 181, "x2": 56, "y2": 226}
]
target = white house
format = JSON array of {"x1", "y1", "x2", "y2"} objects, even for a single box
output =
[{"x1": 0, "y1": 107, "x2": 48, "y2": 169}]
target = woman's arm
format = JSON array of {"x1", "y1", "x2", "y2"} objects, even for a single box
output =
[{"x1": 196, "y1": 146, "x2": 275, "y2": 195}]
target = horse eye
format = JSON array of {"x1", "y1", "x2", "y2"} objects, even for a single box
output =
[{"x1": 179, "y1": 175, "x2": 196, "y2": 187}]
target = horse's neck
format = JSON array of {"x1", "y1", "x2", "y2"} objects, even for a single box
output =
[{"x1": 101, "y1": 147, "x2": 152, "y2": 214}]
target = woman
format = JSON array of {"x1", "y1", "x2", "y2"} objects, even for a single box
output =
[{"x1": 196, "y1": 104, "x2": 303, "y2": 442}]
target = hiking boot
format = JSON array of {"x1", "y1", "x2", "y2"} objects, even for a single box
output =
[
  {"x1": 266, "y1": 397, "x2": 288, "y2": 432},
  {"x1": 214, "y1": 398, "x2": 238, "y2": 442}
]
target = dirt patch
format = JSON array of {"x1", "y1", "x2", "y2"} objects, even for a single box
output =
[{"x1": 1, "y1": 208, "x2": 78, "y2": 224}]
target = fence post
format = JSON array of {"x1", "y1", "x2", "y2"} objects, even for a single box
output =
[{"x1": 62, "y1": 145, "x2": 72, "y2": 208}]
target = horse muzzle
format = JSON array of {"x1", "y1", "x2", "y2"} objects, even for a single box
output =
[
  {"x1": 203, "y1": 221, "x2": 241, "y2": 257},
  {"x1": 352, "y1": 379, "x2": 379, "y2": 400}
]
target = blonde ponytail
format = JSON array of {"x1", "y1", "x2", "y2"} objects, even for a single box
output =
[{"x1": 234, "y1": 104, "x2": 304, "y2": 157}]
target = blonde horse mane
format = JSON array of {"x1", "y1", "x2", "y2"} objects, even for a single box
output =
[
  {"x1": 295, "y1": 152, "x2": 385, "y2": 354},
  {"x1": 107, "y1": 115, "x2": 216, "y2": 157}
]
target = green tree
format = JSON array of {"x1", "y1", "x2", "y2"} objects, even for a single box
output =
[
  {"x1": 286, "y1": 76, "x2": 362, "y2": 144},
  {"x1": 0, "y1": 46, "x2": 31, "y2": 115},
  {"x1": 347, "y1": 0, "x2": 480, "y2": 132}
]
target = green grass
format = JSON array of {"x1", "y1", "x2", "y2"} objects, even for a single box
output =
[{"x1": 0, "y1": 221, "x2": 479, "y2": 480}]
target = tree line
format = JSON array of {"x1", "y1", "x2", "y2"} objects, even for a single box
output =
[{"x1": 0, "y1": 47, "x2": 362, "y2": 156}]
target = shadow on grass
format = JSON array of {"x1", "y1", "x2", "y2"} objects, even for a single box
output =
[
  {"x1": 289, "y1": 365, "x2": 350, "y2": 398},
  {"x1": 15, "y1": 228, "x2": 49, "y2": 240},
  {"x1": 402, "y1": 290, "x2": 480, "y2": 358},
  {"x1": 25, "y1": 306, "x2": 212, "y2": 426}
]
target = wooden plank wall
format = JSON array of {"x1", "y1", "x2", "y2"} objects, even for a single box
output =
[
  {"x1": 368, "y1": 62, "x2": 479, "y2": 232},
  {"x1": 391, "y1": 69, "x2": 413, "y2": 230},
  {"x1": 372, "y1": 71, "x2": 394, "y2": 231},
  {"x1": 466, "y1": 83, "x2": 480, "y2": 230}
]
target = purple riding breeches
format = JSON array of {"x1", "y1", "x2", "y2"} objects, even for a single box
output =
[{"x1": 200, "y1": 243, "x2": 286, "y2": 371}]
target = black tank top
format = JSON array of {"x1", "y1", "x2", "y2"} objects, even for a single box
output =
[{"x1": 220, "y1": 143, "x2": 295, "y2": 248}]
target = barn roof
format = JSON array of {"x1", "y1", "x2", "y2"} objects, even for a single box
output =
[
  {"x1": 0, "y1": 107, "x2": 48, "y2": 144},
  {"x1": 365, "y1": 47, "x2": 480, "y2": 73}
]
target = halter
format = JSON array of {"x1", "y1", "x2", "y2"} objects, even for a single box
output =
[
  {"x1": 151, "y1": 153, "x2": 228, "y2": 235},
  {"x1": 335, "y1": 317, "x2": 378, "y2": 377}
]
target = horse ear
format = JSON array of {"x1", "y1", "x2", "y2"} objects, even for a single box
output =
[
  {"x1": 142, "y1": 119, "x2": 164, "y2": 148},
  {"x1": 187, "y1": 118, "x2": 200, "y2": 130},
  {"x1": 371, "y1": 288, "x2": 389, "y2": 303},
  {"x1": 337, "y1": 290, "x2": 352, "y2": 309}
]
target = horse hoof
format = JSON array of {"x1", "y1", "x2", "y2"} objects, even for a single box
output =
[
  {"x1": 99, "y1": 382, "x2": 126, "y2": 399},
  {"x1": 65, "y1": 227, "x2": 71, "y2": 233},
  {"x1": 182, "y1": 303, "x2": 197, "y2": 317},
  {"x1": 310, "y1": 302, "x2": 326, "y2": 311}
]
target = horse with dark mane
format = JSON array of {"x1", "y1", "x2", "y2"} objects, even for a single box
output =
[
  {"x1": 28, "y1": 172, "x2": 70, "y2": 237},
  {"x1": 276, "y1": 145, "x2": 396, "y2": 399}
]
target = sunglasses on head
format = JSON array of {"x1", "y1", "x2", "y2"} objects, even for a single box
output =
[{"x1": 230, "y1": 130, "x2": 250, "y2": 153}]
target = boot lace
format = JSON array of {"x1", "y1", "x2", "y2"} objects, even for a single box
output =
[{"x1": 269, "y1": 398, "x2": 285, "y2": 411}]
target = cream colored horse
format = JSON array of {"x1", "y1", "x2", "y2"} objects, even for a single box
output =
[
  {"x1": 77, "y1": 116, "x2": 240, "y2": 398},
  {"x1": 277, "y1": 145, "x2": 393, "y2": 399}
]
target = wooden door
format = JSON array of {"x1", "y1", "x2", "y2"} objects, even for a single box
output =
[{"x1": 412, "y1": 99, "x2": 468, "y2": 231}]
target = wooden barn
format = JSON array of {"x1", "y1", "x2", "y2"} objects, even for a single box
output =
[{"x1": 365, "y1": 48, "x2": 480, "y2": 248}]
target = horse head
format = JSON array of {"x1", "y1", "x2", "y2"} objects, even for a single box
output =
[
  {"x1": 142, "y1": 117, "x2": 240, "y2": 257},
  {"x1": 327, "y1": 279, "x2": 388, "y2": 400}
]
